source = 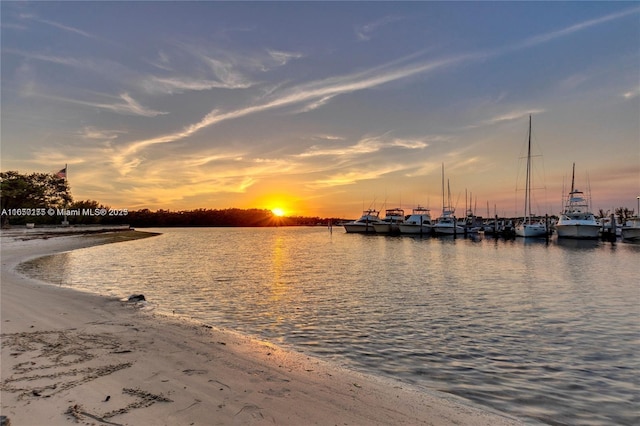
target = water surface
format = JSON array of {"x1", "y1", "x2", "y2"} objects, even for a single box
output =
[{"x1": 18, "y1": 228, "x2": 640, "y2": 425}]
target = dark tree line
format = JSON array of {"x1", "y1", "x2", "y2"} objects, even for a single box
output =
[
  {"x1": 598, "y1": 208, "x2": 636, "y2": 224},
  {"x1": 1, "y1": 171, "x2": 72, "y2": 225},
  {"x1": 1, "y1": 170, "x2": 335, "y2": 227},
  {"x1": 126, "y1": 208, "x2": 326, "y2": 227},
  {"x1": 1, "y1": 171, "x2": 71, "y2": 210}
]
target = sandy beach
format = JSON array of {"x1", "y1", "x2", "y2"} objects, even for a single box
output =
[{"x1": 1, "y1": 230, "x2": 524, "y2": 425}]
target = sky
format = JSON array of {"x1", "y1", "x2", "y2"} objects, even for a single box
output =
[{"x1": 1, "y1": 1, "x2": 638, "y2": 218}]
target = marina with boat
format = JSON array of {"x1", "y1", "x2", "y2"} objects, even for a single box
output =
[
  {"x1": 342, "y1": 184, "x2": 638, "y2": 241},
  {"x1": 343, "y1": 116, "x2": 637, "y2": 243},
  {"x1": 342, "y1": 203, "x2": 639, "y2": 242}
]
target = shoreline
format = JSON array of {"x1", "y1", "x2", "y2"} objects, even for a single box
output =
[{"x1": 1, "y1": 231, "x2": 525, "y2": 425}]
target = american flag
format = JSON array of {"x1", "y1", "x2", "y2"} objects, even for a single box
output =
[{"x1": 56, "y1": 167, "x2": 67, "y2": 179}]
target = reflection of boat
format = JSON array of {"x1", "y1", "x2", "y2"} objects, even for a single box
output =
[
  {"x1": 398, "y1": 206, "x2": 432, "y2": 235},
  {"x1": 515, "y1": 116, "x2": 548, "y2": 238},
  {"x1": 556, "y1": 164, "x2": 600, "y2": 239},
  {"x1": 555, "y1": 238, "x2": 600, "y2": 250},
  {"x1": 621, "y1": 217, "x2": 640, "y2": 242},
  {"x1": 343, "y1": 209, "x2": 381, "y2": 233},
  {"x1": 373, "y1": 208, "x2": 405, "y2": 234}
]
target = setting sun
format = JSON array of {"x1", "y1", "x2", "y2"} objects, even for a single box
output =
[{"x1": 271, "y1": 208, "x2": 285, "y2": 217}]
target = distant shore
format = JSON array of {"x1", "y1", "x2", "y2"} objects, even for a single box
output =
[{"x1": 1, "y1": 230, "x2": 524, "y2": 425}]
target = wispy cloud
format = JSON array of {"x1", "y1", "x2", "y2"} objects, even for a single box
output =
[
  {"x1": 309, "y1": 164, "x2": 408, "y2": 189},
  {"x1": 108, "y1": 93, "x2": 168, "y2": 117},
  {"x1": 298, "y1": 134, "x2": 427, "y2": 158},
  {"x1": 483, "y1": 109, "x2": 546, "y2": 126},
  {"x1": 623, "y1": 86, "x2": 640, "y2": 99},
  {"x1": 190, "y1": 42, "x2": 297, "y2": 78},
  {"x1": 355, "y1": 16, "x2": 404, "y2": 41},
  {"x1": 201, "y1": 55, "x2": 253, "y2": 87},
  {"x1": 310, "y1": 134, "x2": 347, "y2": 142},
  {"x1": 4, "y1": 49, "x2": 92, "y2": 68},
  {"x1": 118, "y1": 7, "x2": 640, "y2": 161},
  {"x1": 558, "y1": 74, "x2": 590, "y2": 91},
  {"x1": 23, "y1": 14, "x2": 99, "y2": 40},
  {"x1": 183, "y1": 152, "x2": 246, "y2": 168},
  {"x1": 148, "y1": 50, "x2": 173, "y2": 71},
  {"x1": 391, "y1": 138, "x2": 429, "y2": 149},
  {"x1": 143, "y1": 76, "x2": 252, "y2": 94},
  {"x1": 516, "y1": 6, "x2": 640, "y2": 50},
  {"x1": 144, "y1": 43, "x2": 266, "y2": 93},
  {"x1": 28, "y1": 90, "x2": 166, "y2": 118},
  {"x1": 78, "y1": 127, "x2": 125, "y2": 141},
  {"x1": 294, "y1": 95, "x2": 337, "y2": 113},
  {"x1": 299, "y1": 136, "x2": 384, "y2": 158},
  {"x1": 267, "y1": 49, "x2": 303, "y2": 66},
  {"x1": 105, "y1": 8, "x2": 640, "y2": 180},
  {"x1": 120, "y1": 52, "x2": 467, "y2": 157},
  {"x1": 52, "y1": 92, "x2": 168, "y2": 117}
]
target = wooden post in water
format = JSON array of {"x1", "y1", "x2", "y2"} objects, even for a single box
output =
[
  {"x1": 545, "y1": 214, "x2": 550, "y2": 239},
  {"x1": 453, "y1": 216, "x2": 457, "y2": 236},
  {"x1": 609, "y1": 213, "x2": 617, "y2": 241}
]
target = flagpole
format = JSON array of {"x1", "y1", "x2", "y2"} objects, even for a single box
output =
[{"x1": 62, "y1": 164, "x2": 69, "y2": 226}]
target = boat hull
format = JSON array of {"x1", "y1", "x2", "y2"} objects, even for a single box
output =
[
  {"x1": 515, "y1": 223, "x2": 548, "y2": 238},
  {"x1": 372, "y1": 223, "x2": 392, "y2": 234},
  {"x1": 432, "y1": 225, "x2": 465, "y2": 235},
  {"x1": 373, "y1": 222, "x2": 403, "y2": 234},
  {"x1": 556, "y1": 224, "x2": 600, "y2": 239},
  {"x1": 621, "y1": 227, "x2": 640, "y2": 242},
  {"x1": 343, "y1": 209, "x2": 381, "y2": 234},
  {"x1": 344, "y1": 223, "x2": 377, "y2": 233}
]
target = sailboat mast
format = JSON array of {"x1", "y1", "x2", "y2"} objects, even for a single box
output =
[
  {"x1": 524, "y1": 115, "x2": 532, "y2": 222},
  {"x1": 441, "y1": 163, "x2": 445, "y2": 214},
  {"x1": 570, "y1": 162, "x2": 575, "y2": 194}
]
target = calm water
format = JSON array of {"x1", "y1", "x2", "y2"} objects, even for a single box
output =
[{"x1": 18, "y1": 227, "x2": 640, "y2": 425}]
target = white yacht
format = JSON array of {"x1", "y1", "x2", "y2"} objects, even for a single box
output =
[
  {"x1": 433, "y1": 209, "x2": 465, "y2": 235},
  {"x1": 398, "y1": 206, "x2": 432, "y2": 235},
  {"x1": 621, "y1": 215, "x2": 640, "y2": 242},
  {"x1": 343, "y1": 209, "x2": 381, "y2": 233},
  {"x1": 556, "y1": 164, "x2": 600, "y2": 239},
  {"x1": 373, "y1": 208, "x2": 405, "y2": 234}
]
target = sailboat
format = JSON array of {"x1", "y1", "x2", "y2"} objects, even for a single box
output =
[
  {"x1": 433, "y1": 164, "x2": 465, "y2": 235},
  {"x1": 515, "y1": 115, "x2": 548, "y2": 238},
  {"x1": 555, "y1": 163, "x2": 600, "y2": 239}
]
